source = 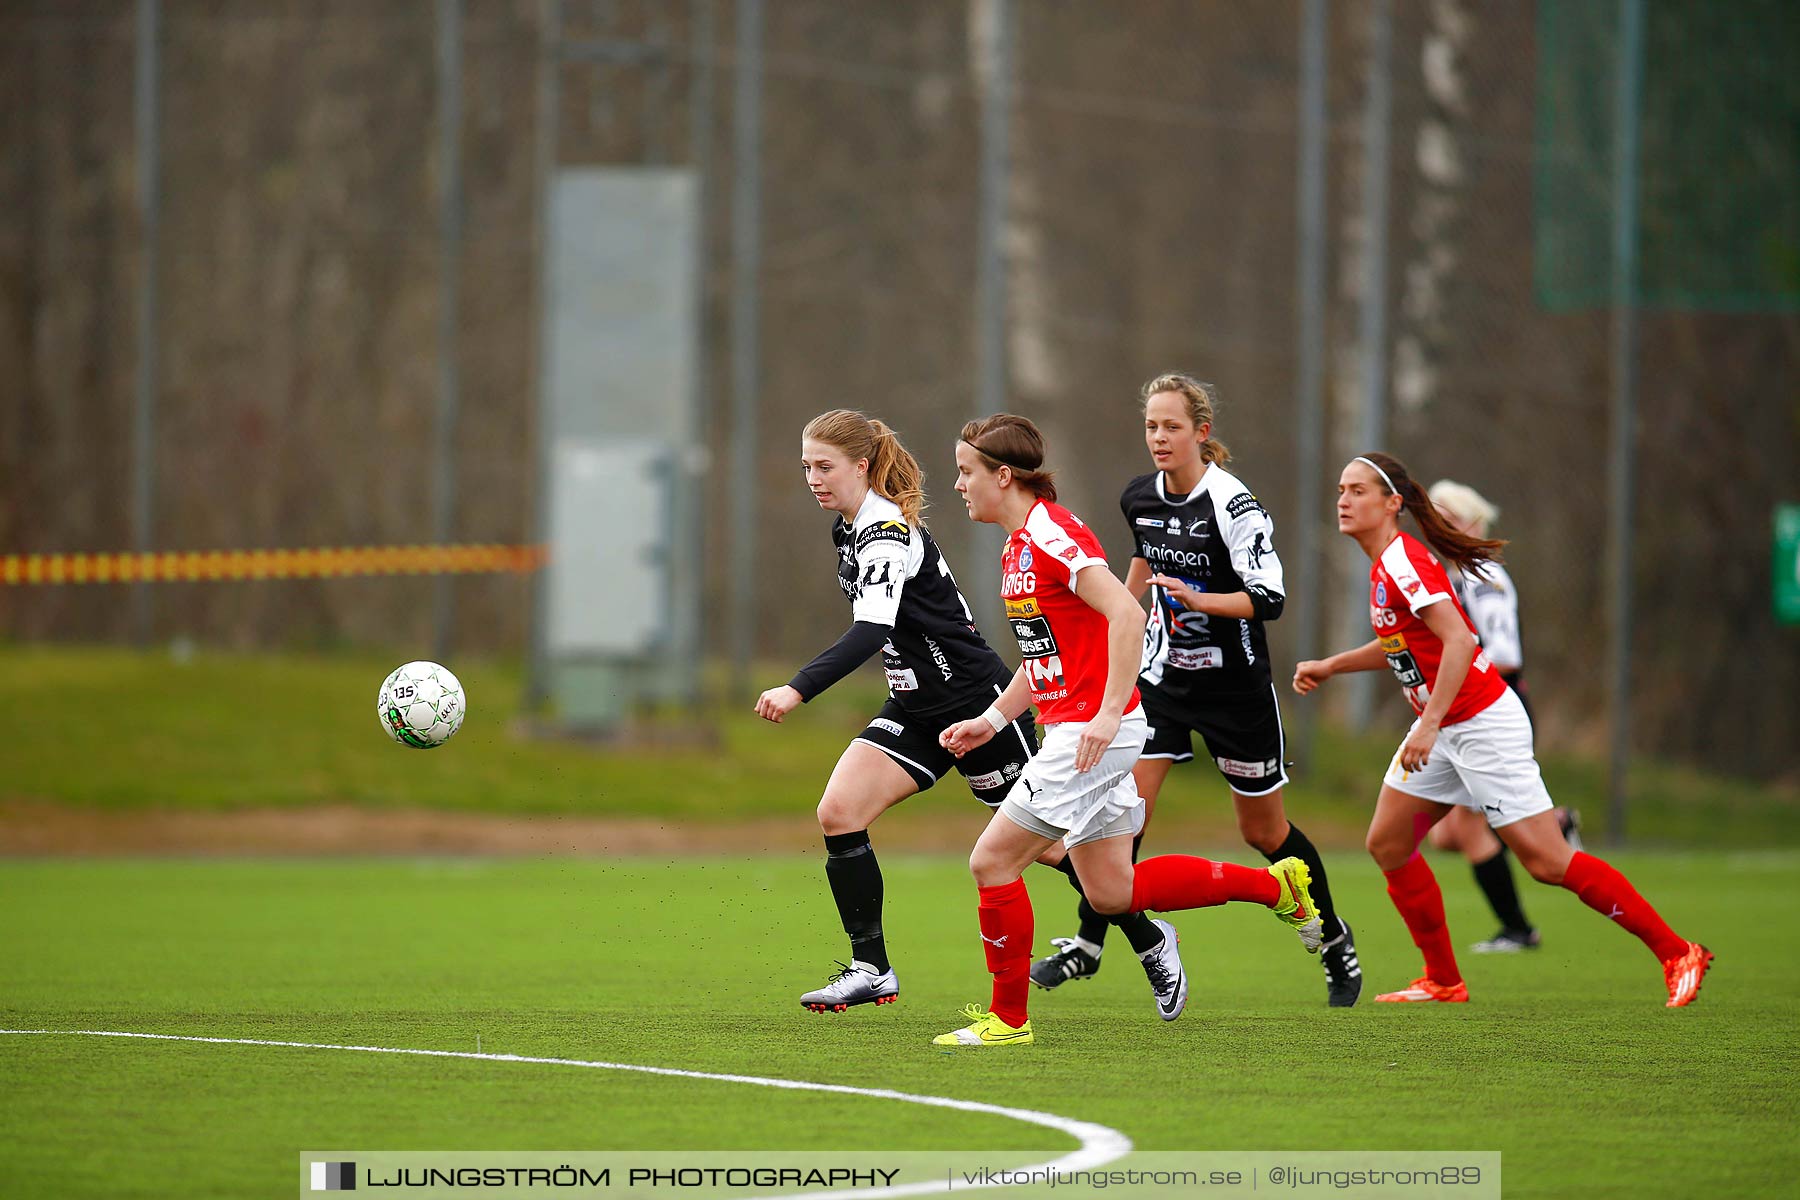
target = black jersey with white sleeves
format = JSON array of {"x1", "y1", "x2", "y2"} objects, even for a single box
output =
[
  {"x1": 790, "y1": 490, "x2": 1011, "y2": 717},
  {"x1": 1122, "y1": 466, "x2": 1285, "y2": 696}
]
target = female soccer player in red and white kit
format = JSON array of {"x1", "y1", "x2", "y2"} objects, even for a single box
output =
[
  {"x1": 930, "y1": 414, "x2": 1324, "y2": 1047},
  {"x1": 1292, "y1": 452, "x2": 1712, "y2": 1007}
]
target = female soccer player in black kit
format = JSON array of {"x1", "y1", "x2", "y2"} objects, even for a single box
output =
[
  {"x1": 1030, "y1": 374, "x2": 1363, "y2": 1006},
  {"x1": 755, "y1": 410, "x2": 1041, "y2": 1013}
]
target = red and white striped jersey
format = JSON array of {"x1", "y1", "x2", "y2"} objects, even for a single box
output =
[
  {"x1": 1369, "y1": 532, "x2": 1506, "y2": 725},
  {"x1": 1001, "y1": 500, "x2": 1141, "y2": 725}
]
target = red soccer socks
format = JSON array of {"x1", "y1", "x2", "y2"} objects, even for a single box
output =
[
  {"x1": 1383, "y1": 853, "x2": 1463, "y2": 987},
  {"x1": 1128, "y1": 855, "x2": 1280, "y2": 913},
  {"x1": 977, "y1": 878, "x2": 1034, "y2": 1028},
  {"x1": 1560, "y1": 850, "x2": 1688, "y2": 962}
]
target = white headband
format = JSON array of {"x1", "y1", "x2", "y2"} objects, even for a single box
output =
[{"x1": 1353, "y1": 456, "x2": 1398, "y2": 495}]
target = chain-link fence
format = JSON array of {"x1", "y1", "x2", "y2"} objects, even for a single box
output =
[{"x1": 2, "y1": 0, "x2": 1796, "y2": 779}]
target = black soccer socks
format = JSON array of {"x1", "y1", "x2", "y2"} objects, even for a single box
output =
[{"x1": 824, "y1": 830, "x2": 889, "y2": 973}]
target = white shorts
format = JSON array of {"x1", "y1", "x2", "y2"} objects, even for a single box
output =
[
  {"x1": 998, "y1": 708, "x2": 1148, "y2": 848},
  {"x1": 1383, "y1": 687, "x2": 1554, "y2": 828}
]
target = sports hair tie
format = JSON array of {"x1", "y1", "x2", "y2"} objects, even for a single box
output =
[
  {"x1": 966, "y1": 439, "x2": 1034, "y2": 473},
  {"x1": 1353, "y1": 456, "x2": 1399, "y2": 495}
]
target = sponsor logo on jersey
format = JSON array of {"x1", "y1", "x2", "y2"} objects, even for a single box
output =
[
  {"x1": 1402, "y1": 576, "x2": 1422, "y2": 597},
  {"x1": 1372, "y1": 605, "x2": 1399, "y2": 629},
  {"x1": 1226, "y1": 493, "x2": 1265, "y2": 520},
  {"x1": 1247, "y1": 530, "x2": 1272, "y2": 568},
  {"x1": 1144, "y1": 543, "x2": 1211, "y2": 570},
  {"x1": 1002, "y1": 761, "x2": 1022, "y2": 779},
  {"x1": 1160, "y1": 515, "x2": 1209, "y2": 540},
  {"x1": 966, "y1": 770, "x2": 1006, "y2": 790},
  {"x1": 1023, "y1": 655, "x2": 1066, "y2": 691},
  {"x1": 1018, "y1": 547, "x2": 1034, "y2": 571},
  {"x1": 859, "y1": 558, "x2": 896, "y2": 592},
  {"x1": 1380, "y1": 633, "x2": 1408, "y2": 653},
  {"x1": 923, "y1": 634, "x2": 954, "y2": 681},
  {"x1": 855, "y1": 520, "x2": 911, "y2": 551},
  {"x1": 1169, "y1": 602, "x2": 1211, "y2": 638},
  {"x1": 1216, "y1": 755, "x2": 1279, "y2": 779},
  {"x1": 870, "y1": 717, "x2": 904, "y2": 736},
  {"x1": 1168, "y1": 646, "x2": 1223, "y2": 670},
  {"x1": 1135, "y1": 518, "x2": 1166, "y2": 529},
  {"x1": 1001, "y1": 570, "x2": 1037, "y2": 595},
  {"x1": 1058, "y1": 544, "x2": 1081, "y2": 562},
  {"x1": 886, "y1": 667, "x2": 920, "y2": 691},
  {"x1": 1010, "y1": 616, "x2": 1059, "y2": 658},
  {"x1": 1374, "y1": 581, "x2": 1388, "y2": 606},
  {"x1": 1005, "y1": 596, "x2": 1042, "y2": 618}
]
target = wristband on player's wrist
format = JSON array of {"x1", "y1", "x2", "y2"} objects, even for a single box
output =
[{"x1": 979, "y1": 705, "x2": 1008, "y2": 734}]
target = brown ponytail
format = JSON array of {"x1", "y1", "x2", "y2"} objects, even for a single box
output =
[{"x1": 1358, "y1": 451, "x2": 1506, "y2": 575}]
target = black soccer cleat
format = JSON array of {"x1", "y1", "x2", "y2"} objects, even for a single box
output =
[
  {"x1": 1030, "y1": 937, "x2": 1101, "y2": 990},
  {"x1": 1321, "y1": 920, "x2": 1363, "y2": 1007}
]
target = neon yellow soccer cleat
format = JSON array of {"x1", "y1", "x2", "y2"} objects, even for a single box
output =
[
  {"x1": 1268, "y1": 856, "x2": 1325, "y2": 953},
  {"x1": 931, "y1": 1003, "x2": 1033, "y2": 1047}
]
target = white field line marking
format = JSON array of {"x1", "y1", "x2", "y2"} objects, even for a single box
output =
[{"x1": 1, "y1": 1029, "x2": 1132, "y2": 1199}]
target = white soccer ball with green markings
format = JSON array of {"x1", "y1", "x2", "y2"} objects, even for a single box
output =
[{"x1": 377, "y1": 660, "x2": 466, "y2": 749}]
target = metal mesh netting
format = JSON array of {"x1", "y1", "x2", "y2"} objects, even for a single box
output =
[
  {"x1": 1535, "y1": 0, "x2": 1800, "y2": 311},
  {"x1": 1, "y1": 1, "x2": 1795, "y2": 776}
]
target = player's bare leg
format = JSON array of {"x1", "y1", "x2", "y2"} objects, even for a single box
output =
[{"x1": 801, "y1": 743, "x2": 916, "y2": 1012}]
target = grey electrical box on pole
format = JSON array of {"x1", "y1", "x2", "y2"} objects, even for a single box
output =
[{"x1": 535, "y1": 169, "x2": 703, "y2": 730}]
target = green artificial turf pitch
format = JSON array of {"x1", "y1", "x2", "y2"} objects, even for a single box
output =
[{"x1": 3, "y1": 852, "x2": 1796, "y2": 1198}]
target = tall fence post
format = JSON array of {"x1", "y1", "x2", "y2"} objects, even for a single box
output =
[
  {"x1": 1341, "y1": 0, "x2": 1393, "y2": 731},
  {"x1": 1291, "y1": 0, "x2": 1329, "y2": 760},
  {"x1": 131, "y1": 0, "x2": 162, "y2": 646},
  {"x1": 1606, "y1": 0, "x2": 1646, "y2": 844},
  {"x1": 689, "y1": 0, "x2": 717, "y2": 681},
  {"x1": 525, "y1": 0, "x2": 564, "y2": 708},
  {"x1": 727, "y1": 0, "x2": 764, "y2": 702},
  {"x1": 971, "y1": 0, "x2": 1014, "y2": 634},
  {"x1": 433, "y1": 0, "x2": 465, "y2": 664}
]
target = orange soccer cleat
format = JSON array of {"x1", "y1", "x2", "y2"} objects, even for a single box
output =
[
  {"x1": 1662, "y1": 942, "x2": 1714, "y2": 1008},
  {"x1": 1373, "y1": 976, "x2": 1469, "y2": 1003}
]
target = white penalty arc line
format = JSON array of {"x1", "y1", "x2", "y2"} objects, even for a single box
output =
[{"x1": 0, "y1": 1029, "x2": 1131, "y2": 1199}]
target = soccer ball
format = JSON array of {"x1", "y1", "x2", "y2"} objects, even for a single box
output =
[{"x1": 377, "y1": 661, "x2": 466, "y2": 749}]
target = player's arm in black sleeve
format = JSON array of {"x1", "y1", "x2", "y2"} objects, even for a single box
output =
[{"x1": 787, "y1": 621, "x2": 892, "y2": 702}]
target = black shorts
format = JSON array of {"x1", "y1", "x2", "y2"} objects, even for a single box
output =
[
  {"x1": 1138, "y1": 677, "x2": 1289, "y2": 798},
  {"x1": 855, "y1": 693, "x2": 1038, "y2": 808}
]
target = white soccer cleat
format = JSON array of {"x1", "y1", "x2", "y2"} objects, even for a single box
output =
[
  {"x1": 800, "y1": 961, "x2": 899, "y2": 1013},
  {"x1": 1139, "y1": 919, "x2": 1188, "y2": 1022}
]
